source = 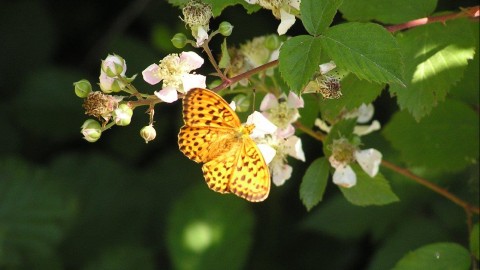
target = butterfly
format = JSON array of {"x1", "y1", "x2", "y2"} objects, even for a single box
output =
[{"x1": 178, "y1": 88, "x2": 271, "y2": 202}]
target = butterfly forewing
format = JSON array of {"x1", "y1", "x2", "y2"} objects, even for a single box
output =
[
  {"x1": 178, "y1": 88, "x2": 271, "y2": 202},
  {"x1": 182, "y1": 88, "x2": 241, "y2": 128}
]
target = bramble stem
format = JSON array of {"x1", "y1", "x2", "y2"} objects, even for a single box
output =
[{"x1": 386, "y1": 6, "x2": 479, "y2": 32}]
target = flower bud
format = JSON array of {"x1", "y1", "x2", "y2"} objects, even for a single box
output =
[
  {"x1": 232, "y1": 94, "x2": 250, "y2": 112},
  {"x1": 74, "y1": 79, "x2": 92, "y2": 98},
  {"x1": 81, "y1": 119, "x2": 102, "y2": 142},
  {"x1": 265, "y1": 35, "x2": 281, "y2": 50},
  {"x1": 171, "y1": 33, "x2": 188, "y2": 48},
  {"x1": 99, "y1": 73, "x2": 125, "y2": 93},
  {"x1": 113, "y1": 103, "x2": 133, "y2": 126},
  {"x1": 101, "y1": 54, "x2": 126, "y2": 77},
  {"x1": 218, "y1": 21, "x2": 233, "y2": 36},
  {"x1": 140, "y1": 125, "x2": 156, "y2": 143}
]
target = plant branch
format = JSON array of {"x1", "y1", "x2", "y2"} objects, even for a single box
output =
[
  {"x1": 386, "y1": 5, "x2": 479, "y2": 33},
  {"x1": 212, "y1": 60, "x2": 279, "y2": 91},
  {"x1": 381, "y1": 160, "x2": 479, "y2": 215}
]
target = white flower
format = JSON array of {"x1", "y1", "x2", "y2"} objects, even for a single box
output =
[
  {"x1": 328, "y1": 140, "x2": 382, "y2": 188},
  {"x1": 142, "y1": 51, "x2": 206, "y2": 103},
  {"x1": 244, "y1": 0, "x2": 300, "y2": 35},
  {"x1": 260, "y1": 91, "x2": 304, "y2": 137}
]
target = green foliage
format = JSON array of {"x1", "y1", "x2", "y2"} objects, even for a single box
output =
[
  {"x1": 301, "y1": 0, "x2": 343, "y2": 35},
  {"x1": 321, "y1": 22, "x2": 405, "y2": 86},
  {"x1": 383, "y1": 99, "x2": 479, "y2": 173},
  {"x1": 0, "y1": 158, "x2": 76, "y2": 268},
  {"x1": 389, "y1": 19, "x2": 476, "y2": 121},
  {"x1": 339, "y1": 0, "x2": 437, "y2": 24},
  {"x1": 392, "y1": 242, "x2": 471, "y2": 270},
  {"x1": 339, "y1": 165, "x2": 399, "y2": 206},
  {"x1": 167, "y1": 185, "x2": 253, "y2": 270},
  {"x1": 471, "y1": 223, "x2": 479, "y2": 260},
  {"x1": 279, "y1": 35, "x2": 322, "y2": 92},
  {"x1": 300, "y1": 157, "x2": 330, "y2": 210}
]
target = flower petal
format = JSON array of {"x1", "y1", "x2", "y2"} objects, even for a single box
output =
[
  {"x1": 271, "y1": 160, "x2": 293, "y2": 186},
  {"x1": 287, "y1": 91, "x2": 304, "y2": 108},
  {"x1": 277, "y1": 9, "x2": 296, "y2": 35},
  {"x1": 353, "y1": 120, "x2": 381, "y2": 136},
  {"x1": 333, "y1": 165, "x2": 356, "y2": 188},
  {"x1": 142, "y1": 64, "x2": 161, "y2": 85},
  {"x1": 247, "y1": 111, "x2": 277, "y2": 138},
  {"x1": 356, "y1": 103, "x2": 375, "y2": 123},
  {"x1": 195, "y1": 26, "x2": 209, "y2": 47},
  {"x1": 319, "y1": 61, "x2": 336, "y2": 74},
  {"x1": 260, "y1": 93, "x2": 278, "y2": 111},
  {"x1": 257, "y1": 143, "x2": 276, "y2": 164},
  {"x1": 180, "y1": 51, "x2": 204, "y2": 70},
  {"x1": 154, "y1": 86, "x2": 178, "y2": 103},
  {"x1": 285, "y1": 135, "x2": 305, "y2": 161},
  {"x1": 181, "y1": 74, "x2": 206, "y2": 94},
  {"x1": 355, "y1": 148, "x2": 382, "y2": 177},
  {"x1": 314, "y1": 118, "x2": 332, "y2": 133}
]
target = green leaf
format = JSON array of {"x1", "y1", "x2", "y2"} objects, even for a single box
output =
[
  {"x1": 319, "y1": 73, "x2": 385, "y2": 122},
  {"x1": 218, "y1": 39, "x2": 230, "y2": 69},
  {"x1": 450, "y1": 38, "x2": 479, "y2": 107},
  {"x1": 321, "y1": 22, "x2": 405, "y2": 86},
  {"x1": 382, "y1": 99, "x2": 479, "y2": 173},
  {"x1": 301, "y1": 0, "x2": 343, "y2": 35},
  {"x1": 167, "y1": 185, "x2": 253, "y2": 270},
  {"x1": 389, "y1": 19, "x2": 476, "y2": 121},
  {"x1": 471, "y1": 223, "x2": 479, "y2": 260},
  {"x1": 279, "y1": 35, "x2": 322, "y2": 92},
  {"x1": 340, "y1": 165, "x2": 399, "y2": 206},
  {"x1": 339, "y1": 0, "x2": 437, "y2": 24},
  {"x1": 393, "y1": 242, "x2": 471, "y2": 270},
  {"x1": 300, "y1": 157, "x2": 330, "y2": 211}
]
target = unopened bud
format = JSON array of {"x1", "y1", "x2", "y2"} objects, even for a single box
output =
[
  {"x1": 171, "y1": 33, "x2": 188, "y2": 48},
  {"x1": 140, "y1": 125, "x2": 156, "y2": 143},
  {"x1": 113, "y1": 103, "x2": 133, "y2": 126},
  {"x1": 101, "y1": 54, "x2": 126, "y2": 77},
  {"x1": 74, "y1": 79, "x2": 92, "y2": 98},
  {"x1": 218, "y1": 21, "x2": 233, "y2": 36},
  {"x1": 265, "y1": 35, "x2": 281, "y2": 50},
  {"x1": 81, "y1": 119, "x2": 102, "y2": 142}
]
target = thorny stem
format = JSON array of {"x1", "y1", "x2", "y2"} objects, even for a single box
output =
[
  {"x1": 386, "y1": 5, "x2": 479, "y2": 32},
  {"x1": 212, "y1": 60, "x2": 279, "y2": 91}
]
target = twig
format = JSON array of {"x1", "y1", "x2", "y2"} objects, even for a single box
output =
[{"x1": 386, "y1": 6, "x2": 479, "y2": 33}]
